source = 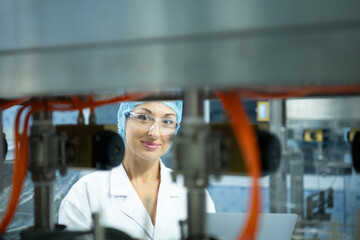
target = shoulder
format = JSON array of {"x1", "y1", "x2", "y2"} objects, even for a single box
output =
[
  {"x1": 71, "y1": 170, "x2": 110, "y2": 192},
  {"x1": 77, "y1": 170, "x2": 111, "y2": 186},
  {"x1": 62, "y1": 169, "x2": 112, "y2": 206}
]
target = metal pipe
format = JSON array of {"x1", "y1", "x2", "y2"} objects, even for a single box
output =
[
  {"x1": 355, "y1": 210, "x2": 360, "y2": 240},
  {"x1": 290, "y1": 152, "x2": 304, "y2": 218},
  {"x1": 187, "y1": 189, "x2": 206, "y2": 238},
  {"x1": 28, "y1": 111, "x2": 57, "y2": 230},
  {"x1": 0, "y1": 108, "x2": 3, "y2": 193},
  {"x1": 269, "y1": 100, "x2": 287, "y2": 213},
  {"x1": 34, "y1": 183, "x2": 54, "y2": 230},
  {"x1": 174, "y1": 89, "x2": 209, "y2": 239}
]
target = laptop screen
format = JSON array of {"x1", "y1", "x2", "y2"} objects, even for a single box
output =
[{"x1": 206, "y1": 213, "x2": 298, "y2": 240}]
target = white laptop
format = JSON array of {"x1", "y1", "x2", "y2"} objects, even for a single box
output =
[{"x1": 206, "y1": 213, "x2": 298, "y2": 240}]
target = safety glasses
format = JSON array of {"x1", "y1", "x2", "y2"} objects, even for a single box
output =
[{"x1": 125, "y1": 112, "x2": 179, "y2": 135}]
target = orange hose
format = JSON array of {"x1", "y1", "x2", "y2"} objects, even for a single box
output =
[
  {"x1": 0, "y1": 97, "x2": 31, "y2": 110},
  {"x1": 216, "y1": 90, "x2": 262, "y2": 240},
  {"x1": 241, "y1": 88, "x2": 311, "y2": 99},
  {"x1": 88, "y1": 94, "x2": 95, "y2": 114},
  {"x1": 49, "y1": 92, "x2": 149, "y2": 111},
  {"x1": 0, "y1": 104, "x2": 31, "y2": 233},
  {"x1": 71, "y1": 95, "x2": 82, "y2": 114},
  {"x1": 237, "y1": 84, "x2": 360, "y2": 99},
  {"x1": 86, "y1": 92, "x2": 149, "y2": 108}
]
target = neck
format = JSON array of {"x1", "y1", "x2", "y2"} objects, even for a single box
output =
[{"x1": 122, "y1": 148, "x2": 160, "y2": 182}]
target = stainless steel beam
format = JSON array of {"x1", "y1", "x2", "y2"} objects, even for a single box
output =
[
  {"x1": 1, "y1": 1, "x2": 360, "y2": 97},
  {"x1": 289, "y1": 153, "x2": 304, "y2": 218},
  {"x1": 0, "y1": 109, "x2": 3, "y2": 193},
  {"x1": 269, "y1": 100, "x2": 287, "y2": 213},
  {"x1": 2, "y1": 1, "x2": 360, "y2": 51},
  {"x1": 287, "y1": 97, "x2": 360, "y2": 121}
]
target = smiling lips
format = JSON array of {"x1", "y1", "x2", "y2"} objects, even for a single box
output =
[{"x1": 141, "y1": 140, "x2": 161, "y2": 150}]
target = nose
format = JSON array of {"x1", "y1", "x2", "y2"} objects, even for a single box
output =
[{"x1": 148, "y1": 122, "x2": 161, "y2": 137}]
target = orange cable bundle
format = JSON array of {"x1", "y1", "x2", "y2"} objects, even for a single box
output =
[
  {"x1": 88, "y1": 94, "x2": 95, "y2": 114},
  {"x1": 0, "y1": 103, "x2": 37, "y2": 233},
  {"x1": 237, "y1": 84, "x2": 360, "y2": 100},
  {"x1": 0, "y1": 97, "x2": 31, "y2": 110},
  {"x1": 0, "y1": 92, "x2": 149, "y2": 234},
  {"x1": 216, "y1": 90, "x2": 262, "y2": 240}
]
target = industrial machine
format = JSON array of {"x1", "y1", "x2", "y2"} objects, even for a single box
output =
[{"x1": 1, "y1": 1, "x2": 360, "y2": 239}]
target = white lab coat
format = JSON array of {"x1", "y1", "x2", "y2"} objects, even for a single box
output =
[{"x1": 58, "y1": 161, "x2": 215, "y2": 240}]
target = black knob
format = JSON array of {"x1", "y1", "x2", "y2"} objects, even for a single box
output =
[
  {"x1": 92, "y1": 130, "x2": 125, "y2": 170},
  {"x1": 257, "y1": 130, "x2": 281, "y2": 176},
  {"x1": 352, "y1": 131, "x2": 360, "y2": 173},
  {"x1": 2, "y1": 133, "x2": 7, "y2": 161}
]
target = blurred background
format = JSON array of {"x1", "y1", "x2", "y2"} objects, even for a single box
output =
[{"x1": 1, "y1": 1, "x2": 360, "y2": 239}]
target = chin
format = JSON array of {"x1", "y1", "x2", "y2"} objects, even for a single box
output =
[
  {"x1": 137, "y1": 153, "x2": 161, "y2": 161},
  {"x1": 136, "y1": 149, "x2": 163, "y2": 161},
  {"x1": 137, "y1": 145, "x2": 169, "y2": 160}
]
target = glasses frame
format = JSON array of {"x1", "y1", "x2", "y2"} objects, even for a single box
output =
[{"x1": 125, "y1": 111, "x2": 180, "y2": 135}]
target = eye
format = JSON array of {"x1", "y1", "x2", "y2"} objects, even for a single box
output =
[
  {"x1": 162, "y1": 118, "x2": 175, "y2": 126},
  {"x1": 137, "y1": 114, "x2": 151, "y2": 121}
]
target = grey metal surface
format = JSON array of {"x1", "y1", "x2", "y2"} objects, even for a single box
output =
[
  {"x1": 289, "y1": 153, "x2": 304, "y2": 218},
  {"x1": 28, "y1": 112, "x2": 57, "y2": 230},
  {"x1": 187, "y1": 189, "x2": 206, "y2": 239},
  {"x1": 269, "y1": 100, "x2": 287, "y2": 213},
  {"x1": 34, "y1": 183, "x2": 54, "y2": 230},
  {"x1": 0, "y1": 110, "x2": 3, "y2": 193},
  {"x1": 173, "y1": 89, "x2": 209, "y2": 238},
  {"x1": 356, "y1": 210, "x2": 360, "y2": 240},
  {"x1": 286, "y1": 97, "x2": 360, "y2": 121},
  {"x1": 1, "y1": 0, "x2": 360, "y2": 97}
]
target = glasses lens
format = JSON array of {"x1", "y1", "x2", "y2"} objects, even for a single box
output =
[
  {"x1": 129, "y1": 113, "x2": 177, "y2": 135},
  {"x1": 130, "y1": 113, "x2": 154, "y2": 129}
]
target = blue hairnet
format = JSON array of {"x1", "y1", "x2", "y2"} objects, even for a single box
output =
[{"x1": 117, "y1": 101, "x2": 183, "y2": 142}]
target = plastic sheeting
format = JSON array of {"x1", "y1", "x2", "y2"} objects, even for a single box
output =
[{"x1": 0, "y1": 169, "x2": 90, "y2": 240}]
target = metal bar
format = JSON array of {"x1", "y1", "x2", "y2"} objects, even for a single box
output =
[
  {"x1": 173, "y1": 89, "x2": 210, "y2": 239},
  {"x1": 187, "y1": 189, "x2": 206, "y2": 238},
  {"x1": 269, "y1": 100, "x2": 287, "y2": 213},
  {"x1": 34, "y1": 183, "x2": 54, "y2": 230},
  {"x1": 355, "y1": 210, "x2": 360, "y2": 240},
  {"x1": 290, "y1": 153, "x2": 304, "y2": 218},
  {"x1": 0, "y1": 109, "x2": 3, "y2": 193},
  {"x1": 29, "y1": 111, "x2": 57, "y2": 230},
  {"x1": 1, "y1": 1, "x2": 360, "y2": 97}
]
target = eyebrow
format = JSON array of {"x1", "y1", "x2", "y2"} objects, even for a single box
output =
[
  {"x1": 164, "y1": 113, "x2": 176, "y2": 117},
  {"x1": 138, "y1": 107, "x2": 152, "y2": 113},
  {"x1": 138, "y1": 107, "x2": 176, "y2": 118}
]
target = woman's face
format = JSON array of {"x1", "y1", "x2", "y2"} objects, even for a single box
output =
[{"x1": 125, "y1": 102, "x2": 177, "y2": 161}]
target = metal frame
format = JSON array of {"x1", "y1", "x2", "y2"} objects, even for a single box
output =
[{"x1": 1, "y1": 0, "x2": 360, "y2": 97}]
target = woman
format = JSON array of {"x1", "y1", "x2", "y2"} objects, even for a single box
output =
[{"x1": 58, "y1": 101, "x2": 215, "y2": 240}]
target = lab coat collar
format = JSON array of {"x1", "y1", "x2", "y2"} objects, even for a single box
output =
[
  {"x1": 108, "y1": 160, "x2": 180, "y2": 238},
  {"x1": 109, "y1": 160, "x2": 179, "y2": 197}
]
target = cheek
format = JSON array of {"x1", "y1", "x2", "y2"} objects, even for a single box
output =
[
  {"x1": 161, "y1": 136, "x2": 172, "y2": 149},
  {"x1": 125, "y1": 124, "x2": 140, "y2": 146}
]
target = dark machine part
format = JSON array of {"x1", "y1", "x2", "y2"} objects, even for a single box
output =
[
  {"x1": 289, "y1": 127, "x2": 353, "y2": 175},
  {"x1": 172, "y1": 89, "x2": 214, "y2": 240},
  {"x1": 352, "y1": 131, "x2": 360, "y2": 173},
  {"x1": 57, "y1": 125, "x2": 124, "y2": 171},
  {"x1": 303, "y1": 129, "x2": 330, "y2": 143},
  {"x1": 1, "y1": 133, "x2": 7, "y2": 161},
  {"x1": 210, "y1": 124, "x2": 281, "y2": 176},
  {"x1": 257, "y1": 129, "x2": 281, "y2": 175},
  {"x1": 1, "y1": 132, "x2": 7, "y2": 192},
  {"x1": 306, "y1": 188, "x2": 334, "y2": 221},
  {"x1": 28, "y1": 111, "x2": 58, "y2": 231},
  {"x1": 20, "y1": 226, "x2": 134, "y2": 240},
  {"x1": 92, "y1": 130, "x2": 125, "y2": 170},
  {"x1": 20, "y1": 123, "x2": 125, "y2": 239}
]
